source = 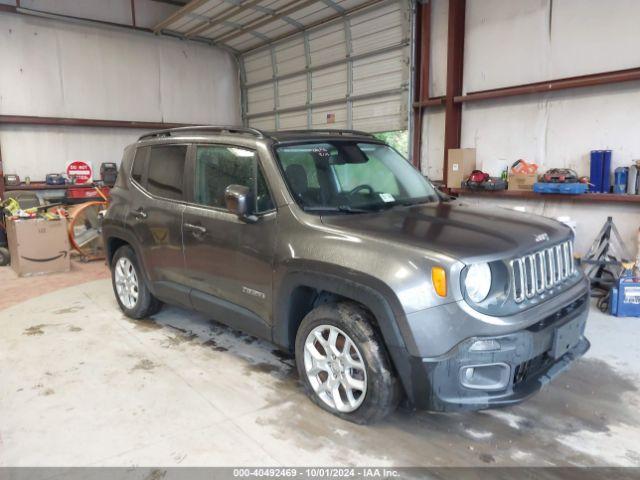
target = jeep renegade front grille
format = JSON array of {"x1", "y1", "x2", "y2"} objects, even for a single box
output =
[{"x1": 509, "y1": 240, "x2": 575, "y2": 303}]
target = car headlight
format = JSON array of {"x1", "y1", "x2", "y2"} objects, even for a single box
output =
[{"x1": 465, "y1": 263, "x2": 492, "y2": 303}]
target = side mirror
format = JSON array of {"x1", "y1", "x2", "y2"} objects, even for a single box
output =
[{"x1": 224, "y1": 184, "x2": 257, "y2": 223}]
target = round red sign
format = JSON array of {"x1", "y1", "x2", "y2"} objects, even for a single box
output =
[{"x1": 66, "y1": 161, "x2": 93, "y2": 184}]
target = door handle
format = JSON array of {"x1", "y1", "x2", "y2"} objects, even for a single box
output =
[
  {"x1": 184, "y1": 223, "x2": 207, "y2": 236},
  {"x1": 132, "y1": 208, "x2": 147, "y2": 220}
]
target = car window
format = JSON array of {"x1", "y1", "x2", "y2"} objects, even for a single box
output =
[
  {"x1": 131, "y1": 146, "x2": 148, "y2": 185},
  {"x1": 194, "y1": 145, "x2": 274, "y2": 213},
  {"x1": 146, "y1": 145, "x2": 187, "y2": 200},
  {"x1": 275, "y1": 141, "x2": 438, "y2": 211},
  {"x1": 332, "y1": 155, "x2": 400, "y2": 195},
  {"x1": 276, "y1": 145, "x2": 323, "y2": 189}
]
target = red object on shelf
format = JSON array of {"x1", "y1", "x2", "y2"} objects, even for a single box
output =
[{"x1": 66, "y1": 186, "x2": 110, "y2": 200}]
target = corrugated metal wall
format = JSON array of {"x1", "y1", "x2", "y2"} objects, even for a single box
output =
[{"x1": 241, "y1": 0, "x2": 411, "y2": 132}]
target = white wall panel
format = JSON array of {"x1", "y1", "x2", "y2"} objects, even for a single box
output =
[
  {"x1": 0, "y1": 126, "x2": 142, "y2": 180},
  {"x1": 464, "y1": 0, "x2": 551, "y2": 92},
  {"x1": 420, "y1": 108, "x2": 445, "y2": 179},
  {"x1": 0, "y1": 12, "x2": 240, "y2": 179},
  {"x1": 429, "y1": 0, "x2": 448, "y2": 97},
  {"x1": 423, "y1": 0, "x2": 640, "y2": 257},
  {"x1": 550, "y1": 0, "x2": 640, "y2": 79},
  {"x1": 15, "y1": 0, "x2": 177, "y2": 29}
]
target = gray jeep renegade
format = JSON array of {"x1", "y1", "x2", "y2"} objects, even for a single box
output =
[{"x1": 103, "y1": 126, "x2": 590, "y2": 424}]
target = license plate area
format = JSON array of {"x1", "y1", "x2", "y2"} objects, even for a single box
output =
[{"x1": 551, "y1": 318, "x2": 582, "y2": 359}]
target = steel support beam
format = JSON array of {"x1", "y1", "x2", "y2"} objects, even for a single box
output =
[
  {"x1": 0, "y1": 115, "x2": 191, "y2": 130},
  {"x1": 442, "y1": 0, "x2": 465, "y2": 186},
  {"x1": 410, "y1": 0, "x2": 430, "y2": 169},
  {"x1": 270, "y1": 47, "x2": 280, "y2": 130},
  {"x1": 455, "y1": 66, "x2": 640, "y2": 103},
  {"x1": 0, "y1": 142, "x2": 4, "y2": 200},
  {"x1": 130, "y1": 0, "x2": 137, "y2": 27},
  {"x1": 303, "y1": 30, "x2": 313, "y2": 128},
  {"x1": 343, "y1": 18, "x2": 354, "y2": 129}
]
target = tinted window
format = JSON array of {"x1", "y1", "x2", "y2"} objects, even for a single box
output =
[
  {"x1": 131, "y1": 147, "x2": 148, "y2": 185},
  {"x1": 194, "y1": 145, "x2": 273, "y2": 213},
  {"x1": 146, "y1": 145, "x2": 187, "y2": 200}
]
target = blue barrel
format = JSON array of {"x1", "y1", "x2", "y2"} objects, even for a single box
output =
[
  {"x1": 590, "y1": 150, "x2": 604, "y2": 192},
  {"x1": 614, "y1": 167, "x2": 629, "y2": 194},
  {"x1": 602, "y1": 150, "x2": 612, "y2": 193}
]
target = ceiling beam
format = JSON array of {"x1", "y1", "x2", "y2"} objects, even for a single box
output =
[
  {"x1": 153, "y1": 0, "x2": 210, "y2": 33},
  {"x1": 238, "y1": 0, "x2": 384, "y2": 53},
  {"x1": 184, "y1": 0, "x2": 264, "y2": 37},
  {"x1": 214, "y1": 0, "x2": 316, "y2": 44}
]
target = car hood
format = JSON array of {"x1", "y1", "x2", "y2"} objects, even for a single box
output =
[{"x1": 319, "y1": 201, "x2": 572, "y2": 263}]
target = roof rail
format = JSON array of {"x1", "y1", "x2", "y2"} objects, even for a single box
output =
[
  {"x1": 138, "y1": 125, "x2": 265, "y2": 141},
  {"x1": 272, "y1": 129, "x2": 376, "y2": 138}
]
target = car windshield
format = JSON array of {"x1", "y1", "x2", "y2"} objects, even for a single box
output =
[{"x1": 275, "y1": 141, "x2": 439, "y2": 213}]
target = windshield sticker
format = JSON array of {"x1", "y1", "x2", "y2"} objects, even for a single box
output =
[
  {"x1": 379, "y1": 193, "x2": 395, "y2": 203},
  {"x1": 312, "y1": 147, "x2": 330, "y2": 157}
]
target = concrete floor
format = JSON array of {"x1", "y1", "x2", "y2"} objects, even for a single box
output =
[{"x1": 1, "y1": 263, "x2": 639, "y2": 467}]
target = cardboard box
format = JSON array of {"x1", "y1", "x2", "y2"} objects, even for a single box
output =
[
  {"x1": 6, "y1": 218, "x2": 70, "y2": 277},
  {"x1": 508, "y1": 173, "x2": 538, "y2": 191},
  {"x1": 447, "y1": 149, "x2": 476, "y2": 189}
]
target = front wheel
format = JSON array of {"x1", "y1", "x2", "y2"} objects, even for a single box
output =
[
  {"x1": 295, "y1": 302, "x2": 401, "y2": 424},
  {"x1": 111, "y1": 245, "x2": 162, "y2": 319}
]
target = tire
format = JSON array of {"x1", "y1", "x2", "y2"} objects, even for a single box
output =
[
  {"x1": 0, "y1": 247, "x2": 9, "y2": 266},
  {"x1": 111, "y1": 245, "x2": 162, "y2": 319},
  {"x1": 295, "y1": 302, "x2": 401, "y2": 424}
]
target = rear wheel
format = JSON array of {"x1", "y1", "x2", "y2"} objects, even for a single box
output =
[
  {"x1": 295, "y1": 302, "x2": 401, "y2": 424},
  {"x1": 111, "y1": 245, "x2": 161, "y2": 318}
]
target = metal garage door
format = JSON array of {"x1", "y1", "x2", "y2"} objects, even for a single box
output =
[{"x1": 241, "y1": 0, "x2": 410, "y2": 132}]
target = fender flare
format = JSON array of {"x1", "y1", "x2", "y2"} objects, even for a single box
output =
[{"x1": 273, "y1": 268, "x2": 417, "y2": 400}]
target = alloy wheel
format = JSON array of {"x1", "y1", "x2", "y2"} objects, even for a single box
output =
[
  {"x1": 114, "y1": 257, "x2": 139, "y2": 309},
  {"x1": 303, "y1": 324, "x2": 367, "y2": 413}
]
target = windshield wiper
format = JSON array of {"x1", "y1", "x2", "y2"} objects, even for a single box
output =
[{"x1": 302, "y1": 205, "x2": 372, "y2": 214}]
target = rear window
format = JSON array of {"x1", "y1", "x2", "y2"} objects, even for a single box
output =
[
  {"x1": 131, "y1": 147, "x2": 148, "y2": 185},
  {"x1": 146, "y1": 145, "x2": 187, "y2": 200}
]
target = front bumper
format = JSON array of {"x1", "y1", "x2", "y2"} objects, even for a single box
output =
[{"x1": 408, "y1": 293, "x2": 590, "y2": 411}]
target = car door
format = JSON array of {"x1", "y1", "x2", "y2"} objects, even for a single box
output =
[
  {"x1": 126, "y1": 143, "x2": 190, "y2": 308},
  {"x1": 182, "y1": 143, "x2": 277, "y2": 339}
]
